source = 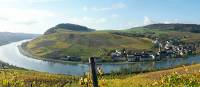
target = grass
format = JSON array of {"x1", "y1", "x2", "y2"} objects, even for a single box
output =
[
  {"x1": 0, "y1": 69, "x2": 79, "y2": 87},
  {"x1": 0, "y1": 60, "x2": 79, "y2": 87},
  {"x1": 99, "y1": 64, "x2": 200, "y2": 87},
  {"x1": 123, "y1": 28, "x2": 200, "y2": 42}
]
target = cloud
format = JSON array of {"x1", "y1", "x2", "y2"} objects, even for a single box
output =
[
  {"x1": 65, "y1": 16, "x2": 107, "y2": 28},
  {"x1": 143, "y1": 17, "x2": 181, "y2": 25},
  {"x1": 83, "y1": 2, "x2": 127, "y2": 11},
  {"x1": 66, "y1": 16, "x2": 107, "y2": 24},
  {"x1": 83, "y1": 6, "x2": 88, "y2": 11},
  {"x1": 144, "y1": 16, "x2": 154, "y2": 25},
  {"x1": 111, "y1": 14, "x2": 119, "y2": 18},
  {"x1": 163, "y1": 19, "x2": 179, "y2": 24},
  {"x1": 0, "y1": 0, "x2": 63, "y2": 3},
  {"x1": 0, "y1": 8, "x2": 55, "y2": 24},
  {"x1": 112, "y1": 2, "x2": 127, "y2": 9},
  {"x1": 0, "y1": 8, "x2": 57, "y2": 33}
]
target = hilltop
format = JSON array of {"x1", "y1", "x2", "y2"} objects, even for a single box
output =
[
  {"x1": 44, "y1": 23, "x2": 95, "y2": 35},
  {"x1": 143, "y1": 23, "x2": 200, "y2": 33}
]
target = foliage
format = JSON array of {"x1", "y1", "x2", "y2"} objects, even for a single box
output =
[
  {"x1": 153, "y1": 72, "x2": 200, "y2": 87},
  {"x1": 98, "y1": 64, "x2": 200, "y2": 87},
  {"x1": 0, "y1": 69, "x2": 79, "y2": 87}
]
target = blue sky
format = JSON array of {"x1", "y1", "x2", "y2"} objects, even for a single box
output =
[{"x1": 0, "y1": 0, "x2": 199, "y2": 34}]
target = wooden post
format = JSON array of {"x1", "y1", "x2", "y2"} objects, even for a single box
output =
[{"x1": 89, "y1": 57, "x2": 98, "y2": 87}]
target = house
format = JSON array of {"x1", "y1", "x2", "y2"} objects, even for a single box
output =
[
  {"x1": 111, "y1": 55, "x2": 126, "y2": 61},
  {"x1": 127, "y1": 53, "x2": 154, "y2": 62},
  {"x1": 157, "y1": 51, "x2": 170, "y2": 59},
  {"x1": 165, "y1": 41, "x2": 173, "y2": 50},
  {"x1": 139, "y1": 53, "x2": 154, "y2": 61},
  {"x1": 152, "y1": 38, "x2": 160, "y2": 48},
  {"x1": 127, "y1": 55, "x2": 136, "y2": 62},
  {"x1": 111, "y1": 50, "x2": 126, "y2": 61},
  {"x1": 60, "y1": 56, "x2": 81, "y2": 61}
]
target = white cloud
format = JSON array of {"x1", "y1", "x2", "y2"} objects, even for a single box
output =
[
  {"x1": 124, "y1": 22, "x2": 140, "y2": 28},
  {"x1": 83, "y1": 6, "x2": 88, "y2": 11},
  {"x1": 144, "y1": 16, "x2": 154, "y2": 25},
  {"x1": 111, "y1": 14, "x2": 119, "y2": 18},
  {"x1": 163, "y1": 19, "x2": 179, "y2": 24},
  {"x1": 65, "y1": 16, "x2": 107, "y2": 28},
  {"x1": 143, "y1": 17, "x2": 181, "y2": 25},
  {"x1": 0, "y1": 0, "x2": 63, "y2": 3},
  {"x1": 0, "y1": 8, "x2": 57, "y2": 33},
  {"x1": 0, "y1": 8, "x2": 55, "y2": 24},
  {"x1": 65, "y1": 16, "x2": 107, "y2": 25},
  {"x1": 112, "y1": 2, "x2": 127, "y2": 9},
  {"x1": 83, "y1": 2, "x2": 127, "y2": 11}
]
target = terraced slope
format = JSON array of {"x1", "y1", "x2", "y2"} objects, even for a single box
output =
[{"x1": 24, "y1": 31, "x2": 153, "y2": 61}]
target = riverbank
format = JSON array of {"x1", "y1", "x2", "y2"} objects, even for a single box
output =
[
  {"x1": 18, "y1": 44, "x2": 90, "y2": 64},
  {"x1": 19, "y1": 43, "x2": 146, "y2": 64},
  {"x1": 19, "y1": 41, "x2": 197, "y2": 65}
]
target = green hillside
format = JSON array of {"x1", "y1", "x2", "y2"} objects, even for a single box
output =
[
  {"x1": 0, "y1": 69, "x2": 78, "y2": 87},
  {"x1": 23, "y1": 31, "x2": 153, "y2": 62},
  {"x1": 23, "y1": 23, "x2": 200, "y2": 62}
]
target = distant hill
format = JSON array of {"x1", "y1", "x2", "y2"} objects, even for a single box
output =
[
  {"x1": 143, "y1": 24, "x2": 200, "y2": 33},
  {"x1": 0, "y1": 32, "x2": 39, "y2": 45},
  {"x1": 44, "y1": 23, "x2": 95, "y2": 35}
]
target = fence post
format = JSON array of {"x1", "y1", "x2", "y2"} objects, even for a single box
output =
[{"x1": 89, "y1": 57, "x2": 98, "y2": 87}]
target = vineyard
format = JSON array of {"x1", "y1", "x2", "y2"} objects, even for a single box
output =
[
  {"x1": 98, "y1": 64, "x2": 200, "y2": 87},
  {"x1": 0, "y1": 69, "x2": 79, "y2": 87},
  {"x1": 1, "y1": 64, "x2": 200, "y2": 87}
]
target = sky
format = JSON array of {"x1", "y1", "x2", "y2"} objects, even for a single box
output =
[{"x1": 0, "y1": 0, "x2": 199, "y2": 34}]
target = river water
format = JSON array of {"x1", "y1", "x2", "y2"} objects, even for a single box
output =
[{"x1": 0, "y1": 40, "x2": 200, "y2": 75}]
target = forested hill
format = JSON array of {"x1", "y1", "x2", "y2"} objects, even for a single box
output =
[
  {"x1": 44, "y1": 23, "x2": 95, "y2": 35},
  {"x1": 143, "y1": 24, "x2": 200, "y2": 33}
]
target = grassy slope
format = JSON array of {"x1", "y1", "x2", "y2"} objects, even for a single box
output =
[
  {"x1": 24, "y1": 27, "x2": 200, "y2": 61},
  {"x1": 24, "y1": 31, "x2": 153, "y2": 61},
  {"x1": 99, "y1": 64, "x2": 200, "y2": 87},
  {"x1": 124, "y1": 28, "x2": 200, "y2": 42},
  {"x1": 1, "y1": 63, "x2": 200, "y2": 87},
  {"x1": 0, "y1": 69, "x2": 79, "y2": 87}
]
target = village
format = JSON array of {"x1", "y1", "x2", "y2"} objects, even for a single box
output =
[
  {"x1": 58, "y1": 38, "x2": 199, "y2": 62},
  {"x1": 111, "y1": 38, "x2": 198, "y2": 62}
]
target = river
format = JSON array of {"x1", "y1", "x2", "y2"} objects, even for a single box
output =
[{"x1": 0, "y1": 40, "x2": 200, "y2": 75}]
